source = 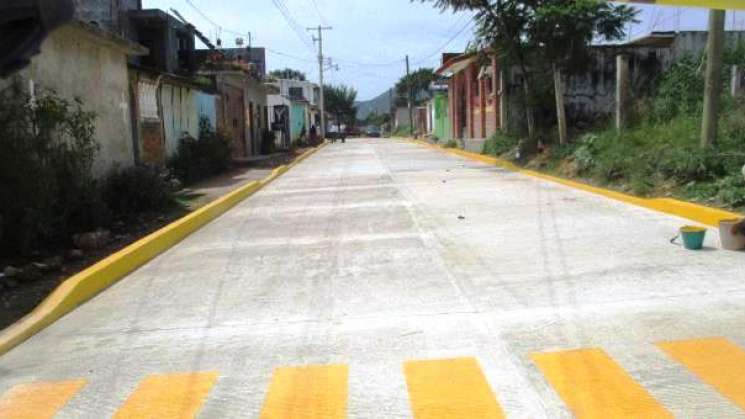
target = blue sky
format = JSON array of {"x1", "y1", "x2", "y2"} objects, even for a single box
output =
[{"x1": 143, "y1": 0, "x2": 745, "y2": 100}]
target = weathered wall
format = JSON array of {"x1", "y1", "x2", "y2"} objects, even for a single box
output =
[
  {"x1": 244, "y1": 78, "x2": 268, "y2": 155},
  {"x1": 196, "y1": 91, "x2": 217, "y2": 130},
  {"x1": 565, "y1": 31, "x2": 745, "y2": 123},
  {"x1": 74, "y1": 0, "x2": 140, "y2": 37},
  {"x1": 22, "y1": 23, "x2": 137, "y2": 174},
  {"x1": 565, "y1": 47, "x2": 670, "y2": 123},
  {"x1": 290, "y1": 103, "x2": 306, "y2": 141},
  {"x1": 161, "y1": 83, "x2": 199, "y2": 157}
]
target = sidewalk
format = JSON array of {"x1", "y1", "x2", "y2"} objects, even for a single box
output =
[{"x1": 182, "y1": 150, "x2": 308, "y2": 210}]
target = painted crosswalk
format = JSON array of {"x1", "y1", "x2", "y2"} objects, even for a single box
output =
[{"x1": 2, "y1": 338, "x2": 745, "y2": 417}]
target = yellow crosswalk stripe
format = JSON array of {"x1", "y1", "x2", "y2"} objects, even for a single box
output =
[
  {"x1": 0, "y1": 379, "x2": 86, "y2": 419},
  {"x1": 113, "y1": 372, "x2": 218, "y2": 419},
  {"x1": 403, "y1": 357, "x2": 505, "y2": 419},
  {"x1": 532, "y1": 348, "x2": 672, "y2": 418},
  {"x1": 659, "y1": 337, "x2": 745, "y2": 410},
  {"x1": 260, "y1": 364, "x2": 348, "y2": 419}
]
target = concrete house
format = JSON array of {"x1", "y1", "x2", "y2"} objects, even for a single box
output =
[
  {"x1": 8, "y1": 18, "x2": 148, "y2": 174},
  {"x1": 436, "y1": 51, "x2": 506, "y2": 152},
  {"x1": 267, "y1": 79, "x2": 320, "y2": 148}
]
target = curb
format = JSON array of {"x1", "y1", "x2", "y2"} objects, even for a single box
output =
[
  {"x1": 406, "y1": 138, "x2": 741, "y2": 227},
  {"x1": 0, "y1": 145, "x2": 324, "y2": 357}
]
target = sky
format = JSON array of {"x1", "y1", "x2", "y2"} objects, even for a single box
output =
[{"x1": 142, "y1": 0, "x2": 745, "y2": 101}]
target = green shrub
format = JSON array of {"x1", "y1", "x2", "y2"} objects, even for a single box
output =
[
  {"x1": 103, "y1": 166, "x2": 175, "y2": 216},
  {"x1": 443, "y1": 139, "x2": 458, "y2": 149},
  {"x1": 483, "y1": 132, "x2": 519, "y2": 156},
  {"x1": 0, "y1": 80, "x2": 104, "y2": 255},
  {"x1": 393, "y1": 125, "x2": 412, "y2": 137},
  {"x1": 169, "y1": 118, "x2": 231, "y2": 184}
]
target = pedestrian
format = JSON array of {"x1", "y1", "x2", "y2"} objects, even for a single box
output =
[{"x1": 299, "y1": 125, "x2": 307, "y2": 144}]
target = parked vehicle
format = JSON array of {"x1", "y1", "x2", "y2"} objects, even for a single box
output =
[{"x1": 366, "y1": 126, "x2": 381, "y2": 138}]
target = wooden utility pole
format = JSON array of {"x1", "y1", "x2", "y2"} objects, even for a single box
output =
[
  {"x1": 308, "y1": 25, "x2": 333, "y2": 140},
  {"x1": 616, "y1": 53, "x2": 630, "y2": 131},
  {"x1": 406, "y1": 55, "x2": 414, "y2": 137},
  {"x1": 553, "y1": 64, "x2": 568, "y2": 145},
  {"x1": 701, "y1": 9, "x2": 726, "y2": 148}
]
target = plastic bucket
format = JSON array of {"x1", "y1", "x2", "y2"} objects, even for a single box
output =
[
  {"x1": 719, "y1": 219, "x2": 745, "y2": 251},
  {"x1": 679, "y1": 226, "x2": 707, "y2": 250}
]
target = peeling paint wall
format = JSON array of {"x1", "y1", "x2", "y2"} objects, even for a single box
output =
[
  {"x1": 196, "y1": 92, "x2": 217, "y2": 130},
  {"x1": 161, "y1": 83, "x2": 199, "y2": 158},
  {"x1": 565, "y1": 31, "x2": 745, "y2": 123},
  {"x1": 21, "y1": 24, "x2": 136, "y2": 175}
]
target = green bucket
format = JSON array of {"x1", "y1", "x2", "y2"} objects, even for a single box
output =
[{"x1": 674, "y1": 226, "x2": 707, "y2": 250}]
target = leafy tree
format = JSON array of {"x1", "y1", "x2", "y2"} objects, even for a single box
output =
[
  {"x1": 395, "y1": 68, "x2": 438, "y2": 107},
  {"x1": 324, "y1": 84, "x2": 358, "y2": 131},
  {"x1": 417, "y1": 0, "x2": 636, "y2": 150},
  {"x1": 268, "y1": 68, "x2": 307, "y2": 81},
  {"x1": 363, "y1": 111, "x2": 392, "y2": 127}
]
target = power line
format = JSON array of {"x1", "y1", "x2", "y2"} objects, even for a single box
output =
[
  {"x1": 333, "y1": 57, "x2": 405, "y2": 67},
  {"x1": 266, "y1": 48, "x2": 316, "y2": 63},
  {"x1": 309, "y1": 0, "x2": 328, "y2": 26},
  {"x1": 413, "y1": 18, "x2": 474, "y2": 65},
  {"x1": 271, "y1": 0, "x2": 314, "y2": 49},
  {"x1": 184, "y1": 0, "x2": 245, "y2": 37}
]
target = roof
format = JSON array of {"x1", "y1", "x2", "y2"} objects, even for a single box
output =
[
  {"x1": 435, "y1": 52, "x2": 478, "y2": 76},
  {"x1": 622, "y1": 31, "x2": 677, "y2": 48}
]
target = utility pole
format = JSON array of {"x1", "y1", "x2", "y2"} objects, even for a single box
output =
[
  {"x1": 406, "y1": 55, "x2": 414, "y2": 137},
  {"x1": 308, "y1": 25, "x2": 332, "y2": 139},
  {"x1": 701, "y1": 10, "x2": 726, "y2": 148}
]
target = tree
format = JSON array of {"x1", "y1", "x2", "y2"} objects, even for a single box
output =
[
  {"x1": 417, "y1": 0, "x2": 636, "y2": 149},
  {"x1": 268, "y1": 68, "x2": 307, "y2": 81},
  {"x1": 395, "y1": 68, "x2": 438, "y2": 107},
  {"x1": 532, "y1": 0, "x2": 636, "y2": 144},
  {"x1": 324, "y1": 84, "x2": 358, "y2": 131}
]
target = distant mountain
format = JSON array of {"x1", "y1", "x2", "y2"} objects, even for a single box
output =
[{"x1": 355, "y1": 90, "x2": 394, "y2": 120}]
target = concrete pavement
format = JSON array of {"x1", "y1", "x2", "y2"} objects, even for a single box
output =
[{"x1": 1, "y1": 138, "x2": 745, "y2": 418}]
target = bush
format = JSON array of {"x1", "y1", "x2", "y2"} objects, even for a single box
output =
[
  {"x1": 0, "y1": 80, "x2": 103, "y2": 255},
  {"x1": 393, "y1": 125, "x2": 412, "y2": 137},
  {"x1": 103, "y1": 166, "x2": 176, "y2": 216},
  {"x1": 483, "y1": 132, "x2": 520, "y2": 156},
  {"x1": 443, "y1": 139, "x2": 458, "y2": 149},
  {"x1": 169, "y1": 118, "x2": 231, "y2": 184}
]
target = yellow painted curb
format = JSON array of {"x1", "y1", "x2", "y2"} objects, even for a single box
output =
[
  {"x1": 0, "y1": 145, "x2": 324, "y2": 357},
  {"x1": 408, "y1": 139, "x2": 741, "y2": 227}
]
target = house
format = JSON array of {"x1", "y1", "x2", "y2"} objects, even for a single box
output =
[
  {"x1": 208, "y1": 69, "x2": 270, "y2": 159},
  {"x1": 267, "y1": 78, "x2": 321, "y2": 148},
  {"x1": 393, "y1": 106, "x2": 410, "y2": 132},
  {"x1": 8, "y1": 18, "x2": 148, "y2": 174},
  {"x1": 436, "y1": 51, "x2": 505, "y2": 152}
]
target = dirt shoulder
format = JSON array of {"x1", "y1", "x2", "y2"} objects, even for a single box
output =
[{"x1": 0, "y1": 149, "x2": 309, "y2": 331}]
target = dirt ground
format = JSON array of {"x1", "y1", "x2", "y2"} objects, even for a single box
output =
[{"x1": 0, "y1": 149, "x2": 308, "y2": 331}]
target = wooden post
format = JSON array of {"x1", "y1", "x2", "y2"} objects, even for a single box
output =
[
  {"x1": 553, "y1": 64, "x2": 568, "y2": 145},
  {"x1": 731, "y1": 65, "x2": 741, "y2": 97},
  {"x1": 701, "y1": 9, "x2": 726, "y2": 148},
  {"x1": 616, "y1": 53, "x2": 630, "y2": 131},
  {"x1": 499, "y1": 69, "x2": 507, "y2": 131}
]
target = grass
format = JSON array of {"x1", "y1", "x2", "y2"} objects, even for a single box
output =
[{"x1": 481, "y1": 105, "x2": 745, "y2": 212}]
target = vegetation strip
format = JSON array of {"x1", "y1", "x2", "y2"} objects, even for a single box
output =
[
  {"x1": 0, "y1": 145, "x2": 323, "y2": 357},
  {"x1": 411, "y1": 139, "x2": 741, "y2": 227}
]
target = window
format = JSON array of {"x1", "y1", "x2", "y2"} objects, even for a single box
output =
[{"x1": 289, "y1": 87, "x2": 304, "y2": 100}]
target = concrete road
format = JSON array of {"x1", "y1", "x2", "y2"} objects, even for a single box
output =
[{"x1": 1, "y1": 138, "x2": 745, "y2": 418}]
